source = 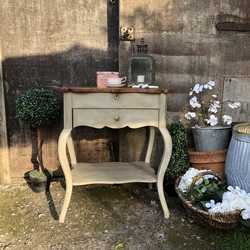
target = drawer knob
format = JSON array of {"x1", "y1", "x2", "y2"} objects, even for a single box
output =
[
  {"x1": 114, "y1": 115, "x2": 120, "y2": 121},
  {"x1": 113, "y1": 94, "x2": 119, "y2": 101}
]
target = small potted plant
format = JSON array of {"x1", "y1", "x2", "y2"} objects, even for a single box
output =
[
  {"x1": 184, "y1": 81, "x2": 240, "y2": 177},
  {"x1": 185, "y1": 80, "x2": 241, "y2": 152},
  {"x1": 16, "y1": 88, "x2": 60, "y2": 191}
]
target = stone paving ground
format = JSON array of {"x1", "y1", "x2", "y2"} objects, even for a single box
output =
[{"x1": 0, "y1": 181, "x2": 246, "y2": 250}]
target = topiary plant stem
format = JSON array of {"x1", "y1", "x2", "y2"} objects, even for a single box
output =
[
  {"x1": 30, "y1": 126, "x2": 40, "y2": 171},
  {"x1": 37, "y1": 128, "x2": 45, "y2": 172}
]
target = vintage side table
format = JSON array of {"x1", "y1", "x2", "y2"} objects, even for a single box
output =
[{"x1": 57, "y1": 87, "x2": 172, "y2": 223}]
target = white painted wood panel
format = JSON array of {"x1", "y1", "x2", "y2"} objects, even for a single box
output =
[
  {"x1": 64, "y1": 93, "x2": 73, "y2": 128},
  {"x1": 58, "y1": 90, "x2": 172, "y2": 222},
  {"x1": 73, "y1": 108, "x2": 159, "y2": 128},
  {"x1": 72, "y1": 93, "x2": 160, "y2": 109},
  {"x1": 71, "y1": 161, "x2": 156, "y2": 186}
]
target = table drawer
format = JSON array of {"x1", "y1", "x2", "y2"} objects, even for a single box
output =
[
  {"x1": 71, "y1": 93, "x2": 160, "y2": 109},
  {"x1": 73, "y1": 109, "x2": 159, "y2": 128}
]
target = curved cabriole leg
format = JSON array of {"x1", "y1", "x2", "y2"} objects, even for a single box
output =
[
  {"x1": 67, "y1": 132, "x2": 77, "y2": 165},
  {"x1": 58, "y1": 129, "x2": 73, "y2": 223},
  {"x1": 157, "y1": 127, "x2": 172, "y2": 219},
  {"x1": 145, "y1": 127, "x2": 155, "y2": 189},
  {"x1": 145, "y1": 127, "x2": 155, "y2": 163}
]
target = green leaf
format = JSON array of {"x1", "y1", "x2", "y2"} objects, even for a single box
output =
[{"x1": 165, "y1": 122, "x2": 190, "y2": 184}]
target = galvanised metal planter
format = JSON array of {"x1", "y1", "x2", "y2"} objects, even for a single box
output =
[
  {"x1": 225, "y1": 124, "x2": 250, "y2": 192},
  {"x1": 192, "y1": 126, "x2": 232, "y2": 152}
]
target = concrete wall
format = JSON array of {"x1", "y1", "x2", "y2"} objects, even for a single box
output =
[{"x1": 0, "y1": 0, "x2": 117, "y2": 181}]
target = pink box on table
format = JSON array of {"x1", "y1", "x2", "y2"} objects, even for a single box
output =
[{"x1": 96, "y1": 71, "x2": 119, "y2": 88}]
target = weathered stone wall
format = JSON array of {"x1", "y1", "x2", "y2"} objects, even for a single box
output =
[
  {"x1": 1, "y1": 0, "x2": 250, "y2": 182},
  {"x1": 119, "y1": 0, "x2": 250, "y2": 162},
  {"x1": 0, "y1": 0, "x2": 117, "y2": 181},
  {"x1": 0, "y1": 44, "x2": 11, "y2": 183},
  {"x1": 120, "y1": 0, "x2": 250, "y2": 120}
]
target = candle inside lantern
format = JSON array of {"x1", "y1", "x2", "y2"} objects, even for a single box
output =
[{"x1": 137, "y1": 75, "x2": 145, "y2": 83}]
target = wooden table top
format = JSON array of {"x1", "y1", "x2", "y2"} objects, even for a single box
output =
[{"x1": 52, "y1": 86, "x2": 168, "y2": 94}]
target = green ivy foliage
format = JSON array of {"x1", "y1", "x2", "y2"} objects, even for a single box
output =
[
  {"x1": 166, "y1": 122, "x2": 190, "y2": 184},
  {"x1": 188, "y1": 177, "x2": 226, "y2": 209},
  {"x1": 16, "y1": 88, "x2": 60, "y2": 128}
]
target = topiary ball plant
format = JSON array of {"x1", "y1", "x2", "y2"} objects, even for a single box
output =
[
  {"x1": 16, "y1": 88, "x2": 60, "y2": 172},
  {"x1": 166, "y1": 122, "x2": 190, "y2": 186},
  {"x1": 16, "y1": 88, "x2": 60, "y2": 128}
]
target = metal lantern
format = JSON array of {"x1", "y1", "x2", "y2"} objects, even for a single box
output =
[{"x1": 128, "y1": 39, "x2": 155, "y2": 85}]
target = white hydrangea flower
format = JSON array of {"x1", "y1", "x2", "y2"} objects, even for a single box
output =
[
  {"x1": 213, "y1": 100, "x2": 220, "y2": 108},
  {"x1": 234, "y1": 102, "x2": 241, "y2": 108},
  {"x1": 204, "y1": 80, "x2": 215, "y2": 90},
  {"x1": 205, "y1": 115, "x2": 218, "y2": 126},
  {"x1": 189, "y1": 96, "x2": 201, "y2": 108},
  {"x1": 209, "y1": 115, "x2": 218, "y2": 126},
  {"x1": 208, "y1": 100, "x2": 220, "y2": 114},
  {"x1": 203, "y1": 174, "x2": 217, "y2": 180},
  {"x1": 223, "y1": 115, "x2": 232, "y2": 125},
  {"x1": 178, "y1": 168, "x2": 208, "y2": 193},
  {"x1": 193, "y1": 84, "x2": 201, "y2": 94},
  {"x1": 204, "y1": 84, "x2": 211, "y2": 90},
  {"x1": 205, "y1": 202, "x2": 211, "y2": 209},
  {"x1": 210, "y1": 200, "x2": 216, "y2": 207},
  {"x1": 208, "y1": 105, "x2": 218, "y2": 114},
  {"x1": 205, "y1": 200, "x2": 216, "y2": 209},
  {"x1": 228, "y1": 102, "x2": 241, "y2": 109},
  {"x1": 184, "y1": 112, "x2": 196, "y2": 120},
  {"x1": 208, "y1": 186, "x2": 250, "y2": 220},
  {"x1": 207, "y1": 80, "x2": 216, "y2": 87},
  {"x1": 241, "y1": 209, "x2": 250, "y2": 220},
  {"x1": 191, "y1": 83, "x2": 204, "y2": 94}
]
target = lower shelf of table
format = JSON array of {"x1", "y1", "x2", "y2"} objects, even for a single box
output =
[{"x1": 71, "y1": 161, "x2": 157, "y2": 186}]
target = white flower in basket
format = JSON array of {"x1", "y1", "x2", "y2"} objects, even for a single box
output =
[{"x1": 178, "y1": 168, "x2": 250, "y2": 221}]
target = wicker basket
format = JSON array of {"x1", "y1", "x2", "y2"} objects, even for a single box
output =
[
  {"x1": 175, "y1": 171, "x2": 241, "y2": 230},
  {"x1": 76, "y1": 138, "x2": 114, "y2": 163}
]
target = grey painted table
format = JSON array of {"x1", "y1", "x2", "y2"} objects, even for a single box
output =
[{"x1": 57, "y1": 87, "x2": 172, "y2": 223}]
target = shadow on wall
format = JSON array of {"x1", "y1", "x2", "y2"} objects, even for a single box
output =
[
  {"x1": 3, "y1": 44, "x2": 117, "y2": 137},
  {"x1": 2, "y1": 44, "x2": 120, "y2": 175}
]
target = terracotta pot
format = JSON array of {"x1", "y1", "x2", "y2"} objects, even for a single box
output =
[{"x1": 188, "y1": 149, "x2": 227, "y2": 179}]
